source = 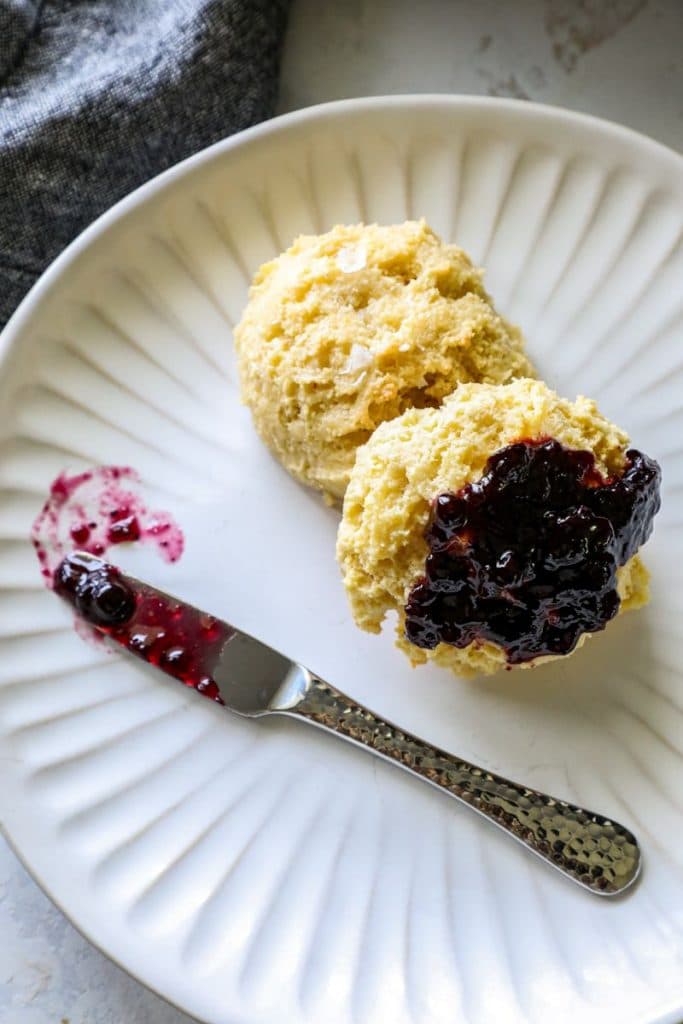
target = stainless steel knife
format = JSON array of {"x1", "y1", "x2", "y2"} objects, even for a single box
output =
[{"x1": 57, "y1": 550, "x2": 641, "y2": 897}]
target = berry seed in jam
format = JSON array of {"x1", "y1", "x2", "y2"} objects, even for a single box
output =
[
  {"x1": 404, "y1": 439, "x2": 661, "y2": 664},
  {"x1": 54, "y1": 553, "x2": 232, "y2": 703}
]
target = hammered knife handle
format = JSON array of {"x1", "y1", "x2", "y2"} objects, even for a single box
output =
[{"x1": 287, "y1": 676, "x2": 640, "y2": 896}]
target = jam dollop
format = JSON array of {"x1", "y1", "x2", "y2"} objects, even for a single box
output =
[
  {"x1": 404, "y1": 440, "x2": 661, "y2": 664},
  {"x1": 55, "y1": 553, "x2": 231, "y2": 703},
  {"x1": 55, "y1": 552, "x2": 136, "y2": 627}
]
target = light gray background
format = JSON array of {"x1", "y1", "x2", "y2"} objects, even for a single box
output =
[{"x1": 1, "y1": 1, "x2": 681, "y2": 1021}]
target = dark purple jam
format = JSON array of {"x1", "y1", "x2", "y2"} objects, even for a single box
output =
[
  {"x1": 55, "y1": 553, "x2": 137, "y2": 627},
  {"x1": 55, "y1": 553, "x2": 232, "y2": 703},
  {"x1": 404, "y1": 440, "x2": 661, "y2": 664}
]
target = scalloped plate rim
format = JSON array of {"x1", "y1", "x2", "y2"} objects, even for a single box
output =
[{"x1": 1, "y1": 93, "x2": 682, "y2": 372}]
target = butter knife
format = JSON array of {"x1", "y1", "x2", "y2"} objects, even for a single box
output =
[{"x1": 55, "y1": 550, "x2": 641, "y2": 897}]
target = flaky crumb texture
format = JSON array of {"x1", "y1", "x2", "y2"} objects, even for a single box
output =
[
  {"x1": 235, "y1": 220, "x2": 535, "y2": 499},
  {"x1": 336, "y1": 379, "x2": 650, "y2": 677}
]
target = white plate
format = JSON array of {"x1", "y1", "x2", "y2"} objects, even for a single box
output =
[{"x1": 1, "y1": 96, "x2": 682, "y2": 1024}]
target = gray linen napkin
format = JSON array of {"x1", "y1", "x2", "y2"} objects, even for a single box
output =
[{"x1": 0, "y1": 0, "x2": 291, "y2": 328}]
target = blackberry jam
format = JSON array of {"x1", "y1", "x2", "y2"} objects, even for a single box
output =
[
  {"x1": 55, "y1": 553, "x2": 232, "y2": 703},
  {"x1": 404, "y1": 439, "x2": 661, "y2": 664},
  {"x1": 31, "y1": 466, "x2": 184, "y2": 585},
  {"x1": 55, "y1": 552, "x2": 136, "y2": 627}
]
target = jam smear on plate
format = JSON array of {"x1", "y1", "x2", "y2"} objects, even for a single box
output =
[
  {"x1": 405, "y1": 439, "x2": 661, "y2": 664},
  {"x1": 31, "y1": 466, "x2": 184, "y2": 586},
  {"x1": 55, "y1": 553, "x2": 229, "y2": 704}
]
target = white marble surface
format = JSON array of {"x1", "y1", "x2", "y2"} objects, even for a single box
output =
[
  {"x1": 1, "y1": 2, "x2": 681, "y2": 1022},
  {"x1": 279, "y1": 0, "x2": 683, "y2": 149}
]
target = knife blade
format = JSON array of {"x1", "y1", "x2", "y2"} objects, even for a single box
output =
[{"x1": 53, "y1": 550, "x2": 641, "y2": 897}]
